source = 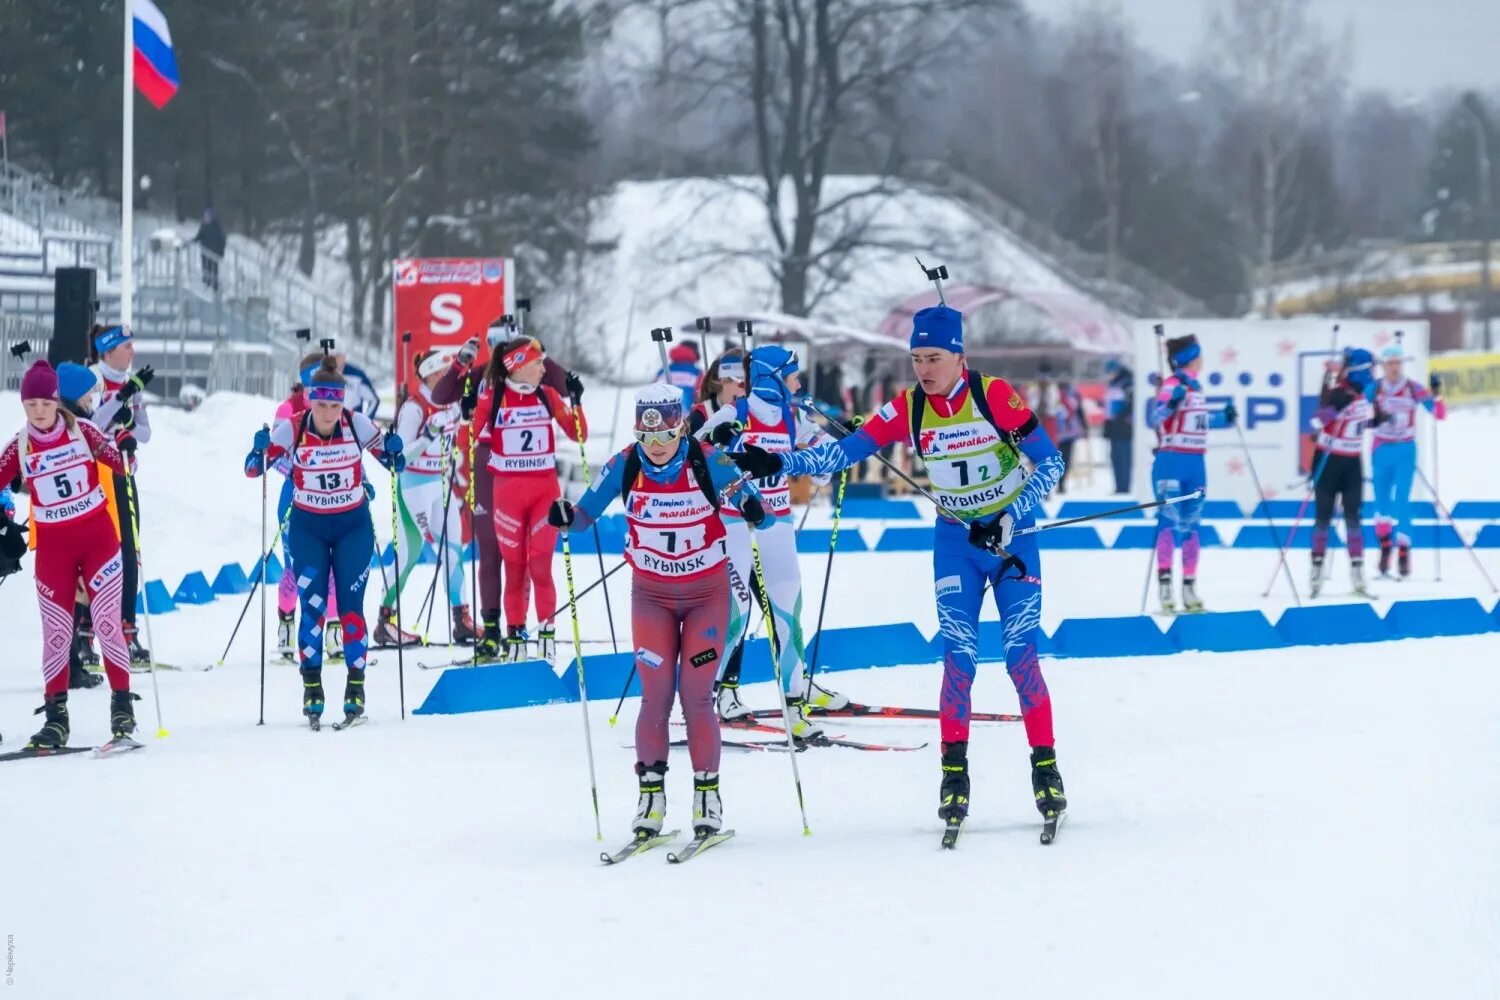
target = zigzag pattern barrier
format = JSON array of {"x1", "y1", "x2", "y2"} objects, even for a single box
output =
[{"x1": 412, "y1": 595, "x2": 1500, "y2": 715}]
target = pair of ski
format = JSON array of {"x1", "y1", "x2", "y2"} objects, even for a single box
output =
[
  {"x1": 700, "y1": 717, "x2": 927, "y2": 753},
  {"x1": 0, "y1": 737, "x2": 145, "y2": 763},
  {"x1": 750, "y1": 703, "x2": 1020, "y2": 724},
  {"x1": 308, "y1": 714, "x2": 366, "y2": 732},
  {"x1": 601, "y1": 828, "x2": 736, "y2": 865},
  {"x1": 940, "y1": 810, "x2": 1065, "y2": 849}
]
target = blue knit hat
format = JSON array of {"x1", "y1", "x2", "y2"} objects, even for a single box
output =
[
  {"x1": 56, "y1": 362, "x2": 99, "y2": 403},
  {"x1": 1343, "y1": 347, "x2": 1375, "y2": 389},
  {"x1": 910, "y1": 305, "x2": 963, "y2": 353}
]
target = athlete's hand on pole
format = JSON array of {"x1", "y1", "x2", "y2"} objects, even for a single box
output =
[
  {"x1": 1223, "y1": 400, "x2": 1238, "y2": 426},
  {"x1": 547, "y1": 498, "x2": 576, "y2": 529},
  {"x1": 967, "y1": 511, "x2": 1014, "y2": 554},
  {"x1": 566, "y1": 372, "x2": 585, "y2": 402},
  {"x1": 727, "y1": 443, "x2": 782, "y2": 479},
  {"x1": 740, "y1": 494, "x2": 766, "y2": 527},
  {"x1": 457, "y1": 338, "x2": 480, "y2": 366},
  {"x1": 709, "y1": 420, "x2": 742, "y2": 448}
]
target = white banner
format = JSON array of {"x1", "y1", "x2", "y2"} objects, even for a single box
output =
[{"x1": 1131, "y1": 320, "x2": 1430, "y2": 511}]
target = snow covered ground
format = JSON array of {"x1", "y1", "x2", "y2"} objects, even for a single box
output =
[{"x1": 1, "y1": 392, "x2": 1498, "y2": 999}]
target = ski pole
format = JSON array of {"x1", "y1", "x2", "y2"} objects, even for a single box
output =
[
  {"x1": 1261, "y1": 446, "x2": 1331, "y2": 598},
  {"x1": 123, "y1": 472, "x2": 167, "y2": 739},
  {"x1": 1236, "y1": 422, "x2": 1301, "y2": 606},
  {"x1": 750, "y1": 531, "x2": 812, "y2": 835},
  {"x1": 1432, "y1": 400, "x2": 1442, "y2": 583},
  {"x1": 568, "y1": 378, "x2": 618, "y2": 655},
  {"x1": 1139, "y1": 323, "x2": 1169, "y2": 614},
  {"x1": 258, "y1": 433, "x2": 268, "y2": 725},
  {"x1": 388, "y1": 454, "x2": 407, "y2": 720},
  {"x1": 1014, "y1": 491, "x2": 1201, "y2": 536},
  {"x1": 1414, "y1": 465, "x2": 1497, "y2": 591},
  {"x1": 560, "y1": 523, "x2": 603, "y2": 840},
  {"x1": 804, "y1": 468, "x2": 848, "y2": 685}
]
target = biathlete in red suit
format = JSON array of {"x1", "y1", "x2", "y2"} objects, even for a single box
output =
[
  {"x1": 0, "y1": 361, "x2": 137, "y2": 750},
  {"x1": 470, "y1": 336, "x2": 587, "y2": 659},
  {"x1": 548, "y1": 382, "x2": 768, "y2": 842}
]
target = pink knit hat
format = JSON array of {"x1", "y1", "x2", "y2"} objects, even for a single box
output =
[{"x1": 20, "y1": 360, "x2": 59, "y2": 401}]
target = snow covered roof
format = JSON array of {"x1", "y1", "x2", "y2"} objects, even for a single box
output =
[{"x1": 875, "y1": 283, "x2": 1133, "y2": 355}]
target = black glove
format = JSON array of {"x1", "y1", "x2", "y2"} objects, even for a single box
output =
[
  {"x1": 831, "y1": 414, "x2": 865, "y2": 440},
  {"x1": 709, "y1": 420, "x2": 742, "y2": 448},
  {"x1": 727, "y1": 443, "x2": 782, "y2": 479},
  {"x1": 967, "y1": 512, "x2": 1015, "y2": 555},
  {"x1": 0, "y1": 514, "x2": 27, "y2": 560},
  {"x1": 116, "y1": 365, "x2": 156, "y2": 404},
  {"x1": 1429, "y1": 373, "x2": 1442, "y2": 395},
  {"x1": 1371, "y1": 409, "x2": 1390, "y2": 427},
  {"x1": 566, "y1": 372, "x2": 585, "y2": 402},
  {"x1": 460, "y1": 377, "x2": 481, "y2": 422},
  {"x1": 118, "y1": 434, "x2": 138, "y2": 455},
  {"x1": 1326, "y1": 386, "x2": 1355, "y2": 410},
  {"x1": 1223, "y1": 401, "x2": 1238, "y2": 427},
  {"x1": 740, "y1": 494, "x2": 766, "y2": 527},
  {"x1": 547, "y1": 498, "x2": 576, "y2": 529}
]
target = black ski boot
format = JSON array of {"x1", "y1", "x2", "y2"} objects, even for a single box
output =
[
  {"x1": 123, "y1": 620, "x2": 151, "y2": 666},
  {"x1": 1031, "y1": 746, "x2": 1067, "y2": 818},
  {"x1": 302, "y1": 672, "x2": 325, "y2": 729},
  {"x1": 475, "y1": 612, "x2": 502, "y2": 660},
  {"x1": 504, "y1": 625, "x2": 530, "y2": 662},
  {"x1": 938, "y1": 741, "x2": 970, "y2": 822},
  {"x1": 69, "y1": 647, "x2": 102, "y2": 690},
  {"x1": 26, "y1": 693, "x2": 69, "y2": 750},
  {"x1": 74, "y1": 604, "x2": 100, "y2": 667},
  {"x1": 1378, "y1": 540, "x2": 1394, "y2": 577},
  {"x1": 343, "y1": 667, "x2": 365, "y2": 718},
  {"x1": 1398, "y1": 544, "x2": 1412, "y2": 579},
  {"x1": 110, "y1": 690, "x2": 140, "y2": 739}
]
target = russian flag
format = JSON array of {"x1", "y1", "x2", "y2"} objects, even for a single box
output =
[{"x1": 132, "y1": 0, "x2": 179, "y2": 109}]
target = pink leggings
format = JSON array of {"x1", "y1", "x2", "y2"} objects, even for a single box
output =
[{"x1": 631, "y1": 568, "x2": 729, "y2": 773}]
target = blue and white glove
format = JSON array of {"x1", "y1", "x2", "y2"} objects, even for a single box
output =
[{"x1": 379, "y1": 431, "x2": 406, "y2": 473}]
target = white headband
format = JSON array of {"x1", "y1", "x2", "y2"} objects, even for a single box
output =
[{"x1": 419, "y1": 350, "x2": 455, "y2": 379}]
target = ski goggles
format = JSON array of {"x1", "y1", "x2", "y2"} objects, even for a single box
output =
[
  {"x1": 306, "y1": 382, "x2": 347, "y2": 403},
  {"x1": 633, "y1": 402, "x2": 684, "y2": 445}
]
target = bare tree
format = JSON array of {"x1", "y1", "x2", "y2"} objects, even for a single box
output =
[
  {"x1": 1206, "y1": 0, "x2": 1348, "y2": 315},
  {"x1": 643, "y1": 0, "x2": 1013, "y2": 317},
  {"x1": 1062, "y1": 1, "x2": 1133, "y2": 284}
]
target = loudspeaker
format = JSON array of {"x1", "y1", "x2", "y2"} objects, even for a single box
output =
[{"x1": 49, "y1": 267, "x2": 98, "y2": 366}]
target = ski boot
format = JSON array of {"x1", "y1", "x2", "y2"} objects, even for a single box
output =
[
  {"x1": 1181, "y1": 577, "x2": 1205, "y2": 613},
  {"x1": 938, "y1": 741, "x2": 970, "y2": 823},
  {"x1": 324, "y1": 619, "x2": 345, "y2": 662},
  {"x1": 372, "y1": 606, "x2": 421, "y2": 648},
  {"x1": 1030, "y1": 745, "x2": 1067, "y2": 818},
  {"x1": 276, "y1": 611, "x2": 296, "y2": 662},
  {"x1": 25, "y1": 693, "x2": 69, "y2": 750},
  {"x1": 69, "y1": 660, "x2": 103, "y2": 690},
  {"x1": 1378, "y1": 541, "x2": 1394, "y2": 578},
  {"x1": 1398, "y1": 544, "x2": 1412, "y2": 579},
  {"x1": 302, "y1": 672, "x2": 326, "y2": 729},
  {"x1": 715, "y1": 682, "x2": 753, "y2": 722},
  {"x1": 452, "y1": 605, "x2": 479, "y2": 645},
  {"x1": 633, "y1": 761, "x2": 668, "y2": 836},
  {"x1": 808, "y1": 681, "x2": 850, "y2": 711},
  {"x1": 1309, "y1": 557, "x2": 1325, "y2": 599},
  {"x1": 1157, "y1": 571, "x2": 1176, "y2": 613},
  {"x1": 784, "y1": 696, "x2": 825, "y2": 740},
  {"x1": 504, "y1": 625, "x2": 531, "y2": 663},
  {"x1": 693, "y1": 771, "x2": 723, "y2": 834},
  {"x1": 1351, "y1": 559, "x2": 1370, "y2": 597},
  {"x1": 110, "y1": 690, "x2": 140, "y2": 739},
  {"x1": 343, "y1": 667, "x2": 365, "y2": 719},
  {"x1": 474, "y1": 613, "x2": 502, "y2": 661},
  {"x1": 73, "y1": 605, "x2": 100, "y2": 667},
  {"x1": 537, "y1": 622, "x2": 556, "y2": 661},
  {"x1": 123, "y1": 620, "x2": 151, "y2": 666}
]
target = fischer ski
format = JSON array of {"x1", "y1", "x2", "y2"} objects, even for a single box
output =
[
  {"x1": 418, "y1": 654, "x2": 505, "y2": 671},
  {"x1": 940, "y1": 817, "x2": 964, "y2": 850},
  {"x1": 1041, "y1": 810, "x2": 1065, "y2": 845},
  {"x1": 0, "y1": 746, "x2": 95, "y2": 763},
  {"x1": 753, "y1": 704, "x2": 1020, "y2": 724},
  {"x1": 601, "y1": 829, "x2": 681, "y2": 865},
  {"x1": 666, "y1": 829, "x2": 736, "y2": 864},
  {"x1": 94, "y1": 737, "x2": 145, "y2": 758},
  {"x1": 664, "y1": 737, "x2": 805, "y2": 753},
  {"x1": 331, "y1": 714, "x2": 367, "y2": 731}
]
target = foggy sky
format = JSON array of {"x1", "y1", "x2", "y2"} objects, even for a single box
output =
[{"x1": 1023, "y1": 0, "x2": 1500, "y2": 96}]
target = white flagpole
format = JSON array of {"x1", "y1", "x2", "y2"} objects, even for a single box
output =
[{"x1": 121, "y1": 0, "x2": 135, "y2": 326}]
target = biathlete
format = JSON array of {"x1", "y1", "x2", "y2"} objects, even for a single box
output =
[
  {"x1": 384, "y1": 347, "x2": 474, "y2": 643},
  {"x1": 694, "y1": 345, "x2": 845, "y2": 735},
  {"x1": 245, "y1": 357, "x2": 404, "y2": 725},
  {"x1": 1308, "y1": 347, "x2": 1377, "y2": 597},
  {"x1": 1366, "y1": 344, "x2": 1445, "y2": 578},
  {"x1": 0, "y1": 361, "x2": 138, "y2": 749},
  {"x1": 471, "y1": 336, "x2": 586, "y2": 660},
  {"x1": 1145, "y1": 334, "x2": 1236, "y2": 613},
  {"x1": 548, "y1": 383, "x2": 768, "y2": 840},
  {"x1": 725, "y1": 304, "x2": 1068, "y2": 830}
]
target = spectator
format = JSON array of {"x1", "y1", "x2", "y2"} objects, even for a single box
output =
[
  {"x1": 1053, "y1": 378, "x2": 1085, "y2": 494},
  {"x1": 659, "y1": 341, "x2": 703, "y2": 407},
  {"x1": 1102, "y1": 359, "x2": 1134, "y2": 494},
  {"x1": 190, "y1": 206, "x2": 227, "y2": 292}
]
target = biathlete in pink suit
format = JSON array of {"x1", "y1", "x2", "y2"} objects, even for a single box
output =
[
  {"x1": 547, "y1": 383, "x2": 769, "y2": 841},
  {"x1": 0, "y1": 361, "x2": 138, "y2": 749}
]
